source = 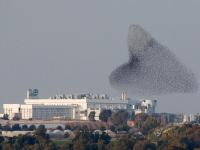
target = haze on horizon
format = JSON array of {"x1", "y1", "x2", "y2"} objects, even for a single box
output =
[{"x1": 0, "y1": 0, "x2": 200, "y2": 113}]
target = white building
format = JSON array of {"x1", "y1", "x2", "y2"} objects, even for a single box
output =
[
  {"x1": 3, "y1": 104, "x2": 21, "y2": 120},
  {"x1": 134, "y1": 99, "x2": 157, "y2": 115},
  {"x1": 3, "y1": 89, "x2": 157, "y2": 120},
  {"x1": 183, "y1": 114, "x2": 196, "y2": 123},
  {"x1": 22, "y1": 95, "x2": 129, "y2": 120}
]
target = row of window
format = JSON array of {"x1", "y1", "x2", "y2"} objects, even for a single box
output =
[{"x1": 87, "y1": 103, "x2": 127, "y2": 109}]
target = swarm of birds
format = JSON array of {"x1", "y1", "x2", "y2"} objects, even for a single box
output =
[{"x1": 109, "y1": 25, "x2": 198, "y2": 96}]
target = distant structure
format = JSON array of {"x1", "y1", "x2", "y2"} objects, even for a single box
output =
[
  {"x1": 182, "y1": 113, "x2": 198, "y2": 123},
  {"x1": 27, "y1": 89, "x2": 39, "y2": 99},
  {"x1": 134, "y1": 99, "x2": 157, "y2": 114},
  {"x1": 3, "y1": 89, "x2": 157, "y2": 120}
]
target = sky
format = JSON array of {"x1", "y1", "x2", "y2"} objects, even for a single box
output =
[{"x1": 0, "y1": 0, "x2": 200, "y2": 113}]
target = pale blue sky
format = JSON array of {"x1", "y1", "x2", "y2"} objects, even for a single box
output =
[{"x1": 0, "y1": 0, "x2": 199, "y2": 113}]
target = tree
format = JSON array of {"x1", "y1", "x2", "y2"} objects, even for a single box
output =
[
  {"x1": 73, "y1": 140, "x2": 87, "y2": 150},
  {"x1": 98, "y1": 139, "x2": 106, "y2": 150},
  {"x1": 100, "y1": 126, "x2": 106, "y2": 131},
  {"x1": 110, "y1": 110, "x2": 129, "y2": 126},
  {"x1": 12, "y1": 124, "x2": 21, "y2": 131},
  {"x1": 14, "y1": 135, "x2": 37, "y2": 148},
  {"x1": 3, "y1": 114, "x2": 9, "y2": 120},
  {"x1": 134, "y1": 113, "x2": 149, "y2": 128},
  {"x1": 22, "y1": 124, "x2": 28, "y2": 131},
  {"x1": 144, "y1": 143, "x2": 157, "y2": 150},
  {"x1": 108, "y1": 135, "x2": 135, "y2": 150},
  {"x1": 88, "y1": 111, "x2": 96, "y2": 121},
  {"x1": 56, "y1": 125, "x2": 63, "y2": 130},
  {"x1": 65, "y1": 124, "x2": 71, "y2": 130},
  {"x1": 73, "y1": 131, "x2": 90, "y2": 150},
  {"x1": 99, "y1": 109, "x2": 112, "y2": 122},
  {"x1": 2, "y1": 143, "x2": 11, "y2": 150},
  {"x1": 180, "y1": 137, "x2": 196, "y2": 150},
  {"x1": 110, "y1": 125, "x2": 116, "y2": 132},
  {"x1": 133, "y1": 140, "x2": 150, "y2": 150},
  {"x1": 160, "y1": 113, "x2": 168, "y2": 126},
  {"x1": 3, "y1": 124, "x2": 11, "y2": 131},
  {"x1": 29, "y1": 125, "x2": 36, "y2": 131},
  {"x1": 35, "y1": 125, "x2": 46, "y2": 138},
  {"x1": 44, "y1": 142, "x2": 58, "y2": 150},
  {"x1": 100, "y1": 132, "x2": 111, "y2": 145},
  {"x1": 141, "y1": 116, "x2": 159, "y2": 134},
  {"x1": 0, "y1": 136, "x2": 4, "y2": 144},
  {"x1": 33, "y1": 144, "x2": 41, "y2": 150},
  {"x1": 61, "y1": 141, "x2": 73, "y2": 150}
]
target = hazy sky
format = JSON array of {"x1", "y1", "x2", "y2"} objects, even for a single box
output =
[{"x1": 0, "y1": 0, "x2": 200, "y2": 113}]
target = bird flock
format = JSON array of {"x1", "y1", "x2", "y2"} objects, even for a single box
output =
[{"x1": 109, "y1": 25, "x2": 198, "y2": 96}]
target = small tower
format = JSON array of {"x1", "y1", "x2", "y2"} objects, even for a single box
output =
[
  {"x1": 27, "y1": 89, "x2": 32, "y2": 99},
  {"x1": 27, "y1": 89, "x2": 39, "y2": 99},
  {"x1": 121, "y1": 92, "x2": 127, "y2": 100}
]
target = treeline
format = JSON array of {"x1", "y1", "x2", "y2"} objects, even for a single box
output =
[
  {"x1": 2, "y1": 124, "x2": 200, "y2": 150},
  {"x1": 0, "y1": 124, "x2": 36, "y2": 131},
  {"x1": 1, "y1": 109, "x2": 200, "y2": 149}
]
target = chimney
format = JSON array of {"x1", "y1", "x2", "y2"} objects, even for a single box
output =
[{"x1": 121, "y1": 92, "x2": 127, "y2": 100}]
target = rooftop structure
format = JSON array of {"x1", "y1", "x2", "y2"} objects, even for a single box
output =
[
  {"x1": 3, "y1": 89, "x2": 157, "y2": 120},
  {"x1": 134, "y1": 99, "x2": 157, "y2": 114}
]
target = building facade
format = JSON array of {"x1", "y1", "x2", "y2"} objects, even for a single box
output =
[
  {"x1": 3, "y1": 90, "x2": 157, "y2": 120},
  {"x1": 134, "y1": 99, "x2": 157, "y2": 115},
  {"x1": 3, "y1": 104, "x2": 21, "y2": 120}
]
